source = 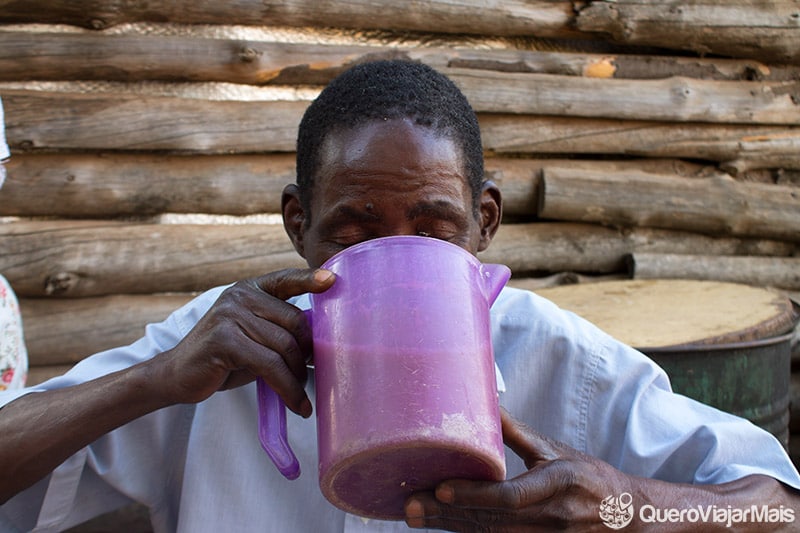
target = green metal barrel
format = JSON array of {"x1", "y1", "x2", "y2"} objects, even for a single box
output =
[{"x1": 644, "y1": 332, "x2": 793, "y2": 448}]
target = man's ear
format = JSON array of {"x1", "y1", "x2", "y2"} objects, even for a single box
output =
[
  {"x1": 477, "y1": 180, "x2": 502, "y2": 252},
  {"x1": 281, "y1": 184, "x2": 307, "y2": 258}
]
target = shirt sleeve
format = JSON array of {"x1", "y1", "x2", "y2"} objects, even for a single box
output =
[
  {"x1": 492, "y1": 287, "x2": 800, "y2": 491},
  {"x1": 0, "y1": 286, "x2": 227, "y2": 531},
  {"x1": 573, "y1": 313, "x2": 800, "y2": 490}
]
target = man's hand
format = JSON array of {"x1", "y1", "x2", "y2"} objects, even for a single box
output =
[
  {"x1": 404, "y1": 409, "x2": 800, "y2": 532},
  {"x1": 151, "y1": 268, "x2": 335, "y2": 417},
  {"x1": 0, "y1": 268, "x2": 335, "y2": 502},
  {"x1": 404, "y1": 408, "x2": 629, "y2": 531}
]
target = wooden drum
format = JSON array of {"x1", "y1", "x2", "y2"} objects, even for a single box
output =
[{"x1": 536, "y1": 279, "x2": 799, "y2": 448}]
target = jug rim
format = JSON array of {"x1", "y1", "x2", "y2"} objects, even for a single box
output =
[{"x1": 320, "y1": 235, "x2": 479, "y2": 270}]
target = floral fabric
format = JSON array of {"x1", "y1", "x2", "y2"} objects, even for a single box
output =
[{"x1": 0, "y1": 275, "x2": 27, "y2": 391}]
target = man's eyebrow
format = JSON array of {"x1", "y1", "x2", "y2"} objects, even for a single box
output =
[
  {"x1": 328, "y1": 203, "x2": 381, "y2": 222},
  {"x1": 406, "y1": 200, "x2": 467, "y2": 221}
]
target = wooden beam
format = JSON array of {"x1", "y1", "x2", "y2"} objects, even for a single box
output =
[
  {"x1": 478, "y1": 223, "x2": 797, "y2": 274},
  {"x1": 479, "y1": 115, "x2": 800, "y2": 169},
  {"x1": 577, "y1": 0, "x2": 800, "y2": 65},
  {"x1": 3, "y1": 152, "x2": 716, "y2": 218},
  {"x1": 0, "y1": 0, "x2": 578, "y2": 38},
  {"x1": 1, "y1": 90, "x2": 306, "y2": 153},
  {"x1": 629, "y1": 252, "x2": 800, "y2": 290},
  {"x1": 537, "y1": 167, "x2": 800, "y2": 242},
  {"x1": 446, "y1": 68, "x2": 800, "y2": 125},
  {"x1": 20, "y1": 293, "x2": 195, "y2": 366},
  {"x1": 0, "y1": 153, "x2": 296, "y2": 217},
  {"x1": 2, "y1": 32, "x2": 799, "y2": 84},
  {"x1": 0, "y1": 220, "x2": 306, "y2": 297},
  {"x1": 2, "y1": 221, "x2": 795, "y2": 298}
]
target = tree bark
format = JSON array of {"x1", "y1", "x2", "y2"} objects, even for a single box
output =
[
  {"x1": 2, "y1": 221, "x2": 795, "y2": 298},
  {"x1": 577, "y1": 0, "x2": 800, "y2": 64},
  {"x1": 477, "y1": 223, "x2": 797, "y2": 274},
  {"x1": 0, "y1": 220, "x2": 306, "y2": 297},
  {"x1": 445, "y1": 68, "x2": 800, "y2": 124},
  {"x1": 629, "y1": 252, "x2": 800, "y2": 290},
  {"x1": 0, "y1": 153, "x2": 296, "y2": 217},
  {"x1": 0, "y1": 0, "x2": 577, "y2": 38},
  {"x1": 1, "y1": 90, "x2": 306, "y2": 153},
  {"x1": 20, "y1": 293, "x2": 195, "y2": 366},
  {"x1": 2, "y1": 32, "x2": 799, "y2": 84},
  {"x1": 27, "y1": 365, "x2": 74, "y2": 386},
  {"x1": 478, "y1": 115, "x2": 800, "y2": 170},
  {"x1": 2, "y1": 152, "x2": 716, "y2": 219},
  {"x1": 537, "y1": 167, "x2": 800, "y2": 242}
]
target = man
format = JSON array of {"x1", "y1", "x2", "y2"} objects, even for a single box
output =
[{"x1": 1, "y1": 61, "x2": 798, "y2": 532}]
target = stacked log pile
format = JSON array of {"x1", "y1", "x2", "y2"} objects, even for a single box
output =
[{"x1": 0, "y1": 0, "x2": 798, "y2": 453}]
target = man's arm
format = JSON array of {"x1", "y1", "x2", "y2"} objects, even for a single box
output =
[
  {"x1": 0, "y1": 360, "x2": 170, "y2": 503},
  {"x1": 405, "y1": 409, "x2": 799, "y2": 532},
  {"x1": 0, "y1": 268, "x2": 334, "y2": 503}
]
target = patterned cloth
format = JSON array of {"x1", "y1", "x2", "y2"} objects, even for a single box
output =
[{"x1": 0, "y1": 275, "x2": 27, "y2": 391}]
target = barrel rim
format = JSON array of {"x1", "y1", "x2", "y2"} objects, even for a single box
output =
[{"x1": 639, "y1": 330, "x2": 794, "y2": 354}]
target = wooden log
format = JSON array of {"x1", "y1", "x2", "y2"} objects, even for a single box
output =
[
  {"x1": 538, "y1": 167, "x2": 800, "y2": 242},
  {"x1": 477, "y1": 223, "x2": 797, "y2": 275},
  {"x1": 2, "y1": 220, "x2": 795, "y2": 298},
  {"x1": 3, "y1": 32, "x2": 800, "y2": 84},
  {"x1": 2, "y1": 0, "x2": 798, "y2": 66},
  {"x1": 0, "y1": 153, "x2": 296, "y2": 217},
  {"x1": 19, "y1": 273, "x2": 625, "y2": 369},
  {"x1": 2, "y1": 90, "x2": 306, "y2": 153},
  {"x1": 445, "y1": 68, "x2": 800, "y2": 125},
  {"x1": 485, "y1": 157, "x2": 725, "y2": 219},
  {"x1": 18, "y1": 273, "x2": 623, "y2": 366},
  {"x1": 577, "y1": 0, "x2": 800, "y2": 65},
  {"x1": 4, "y1": 73, "x2": 800, "y2": 157},
  {"x1": 20, "y1": 293, "x2": 195, "y2": 366},
  {"x1": 0, "y1": 220, "x2": 307, "y2": 298},
  {"x1": 27, "y1": 364, "x2": 74, "y2": 386},
  {"x1": 629, "y1": 253, "x2": 800, "y2": 290},
  {"x1": 2, "y1": 152, "x2": 716, "y2": 218},
  {"x1": 0, "y1": 0, "x2": 578, "y2": 38},
  {"x1": 508, "y1": 272, "x2": 627, "y2": 292},
  {"x1": 5, "y1": 90, "x2": 800, "y2": 158},
  {"x1": 479, "y1": 115, "x2": 800, "y2": 170}
]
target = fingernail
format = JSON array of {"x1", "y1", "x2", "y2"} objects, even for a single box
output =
[
  {"x1": 405, "y1": 498, "x2": 424, "y2": 528},
  {"x1": 436, "y1": 483, "x2": 454, "y2": 503},
  {"x1": 313, "y1": 269, "x2": 334, "y2": 283}
]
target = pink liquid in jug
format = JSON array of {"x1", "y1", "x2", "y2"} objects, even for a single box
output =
[{"x1": 314, "y1": 339, "x2": 506, "y2": 519}]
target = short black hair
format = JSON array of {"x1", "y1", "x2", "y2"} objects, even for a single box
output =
[{"x1": 295, "y1": 60, "x2": 484, "y2": 215}]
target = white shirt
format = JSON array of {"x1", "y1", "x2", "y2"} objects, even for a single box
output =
[{"x1": 2, "y1": 286, "x2": 798, "y2": 532}]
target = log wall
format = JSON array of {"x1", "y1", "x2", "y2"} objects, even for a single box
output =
[
  {"x1": 1, "y1": 0, "x2": 799, "y2": 473},
  {"x1": 0, "y1": 1, "x2": 799, "y2": 529}
]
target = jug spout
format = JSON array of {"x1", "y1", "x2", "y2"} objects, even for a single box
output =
[{"x1": 481, "y1": 263, "x2": 512, "y2": 306}]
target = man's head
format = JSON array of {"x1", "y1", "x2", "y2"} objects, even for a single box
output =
[
  {"x1": 296, "y1": 60, "x2": 485, "y2": 212},
  {"x1": 283, "y1": 60, "x2": 501, "y2": 268}
]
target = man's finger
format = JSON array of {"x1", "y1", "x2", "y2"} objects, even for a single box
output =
[
  {"x1": 254, "y1": 268, "x2": 336, "y2": 301},
  {"x1": 434, "y1": 471, "x2": 560, "y2": 512},
  {"x1": 500, "y1": 407, "x2": 560, "y2": 468}
]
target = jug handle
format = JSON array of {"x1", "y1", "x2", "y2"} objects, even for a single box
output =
[{"x1": 256, "y1": 376, "x2": 301, "y2": 480}]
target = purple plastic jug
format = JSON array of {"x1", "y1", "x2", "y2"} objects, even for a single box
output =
[{"x1": 257, "y1": 236, "x2": 510, "y2": 519}]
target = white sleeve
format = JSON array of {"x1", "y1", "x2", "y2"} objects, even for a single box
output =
[{"x1": 0, "y1": 286, "x2": 226, "y2": 531}]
